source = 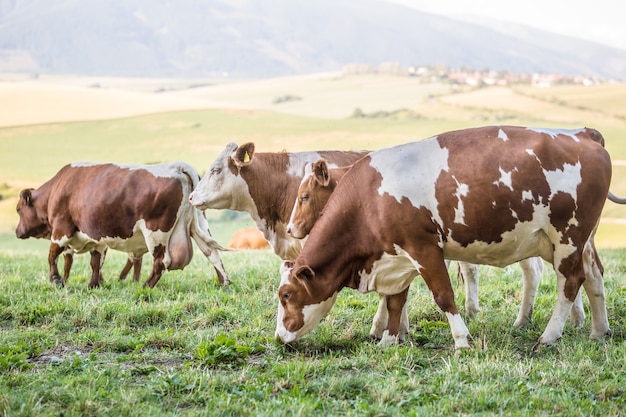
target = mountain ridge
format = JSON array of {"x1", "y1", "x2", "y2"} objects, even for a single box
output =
[{"x1": 0, "y1": 0, "x2": 624, "y2": 80}]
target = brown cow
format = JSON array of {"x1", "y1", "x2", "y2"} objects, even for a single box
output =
[
  {"x1": 188, "y1": 142, "x2": 367, "y2": 260},
  {"x1": 16, "y1": 161, "x2": 228, "y2": 288},
  {"x1": 227, "y1": 228, "x2": 270, "y2": 250},
  {"x1": 276, "y1": 126, "x2": 625, "y2": 348},
  {"x1": 285, "y1": 159, "x2": 582, "y2": 337}
]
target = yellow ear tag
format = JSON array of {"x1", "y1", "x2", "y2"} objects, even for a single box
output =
[{"x1": 243, "y1": 151, "x2": 250, "y2": 163}]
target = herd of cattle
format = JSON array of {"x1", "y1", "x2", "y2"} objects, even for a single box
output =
[{"x1": 15, "y1": 125, "x2": 626, "y2": 349}]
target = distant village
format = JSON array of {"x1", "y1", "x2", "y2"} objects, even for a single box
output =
[{"x1": 343, "y1": 63, "x2": 608, "y2": 88}]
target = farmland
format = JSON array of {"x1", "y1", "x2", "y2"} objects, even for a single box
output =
[{"x1": 1, "y1": 73, "x2": 626, "y2": 415}]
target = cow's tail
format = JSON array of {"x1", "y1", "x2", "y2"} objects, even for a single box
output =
[
  {"x1": 174, "y1": 161, "x2": 232, "y2": 285},
  {"x1": 608, "y1": 191, "x2": 626, "y2": 205}
]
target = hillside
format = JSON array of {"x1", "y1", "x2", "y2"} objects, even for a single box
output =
[
  {"x1": 0, "y1": 0, "x2": 625, "y2": 79},
  {"x1": 1, "y1": 74, "x2": 626, "y2": 246}
]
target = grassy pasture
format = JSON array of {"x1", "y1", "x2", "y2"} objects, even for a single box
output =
[
  {"x1": 0, "y1": 238, "x2": 625, "y2": 416},
  {"x1": 1, "y1": 74, "x2": 626, "y2": 415}
]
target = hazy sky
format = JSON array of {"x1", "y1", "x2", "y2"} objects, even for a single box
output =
[{"x1": 386, "y1": 0, "x2": 626, "y2": 51}]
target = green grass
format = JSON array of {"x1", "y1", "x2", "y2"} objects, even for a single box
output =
[{"x1": 1, "y1": 238, "x2": 625, "y2": 416}]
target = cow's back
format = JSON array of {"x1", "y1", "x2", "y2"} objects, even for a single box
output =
[
  {"x1": 315, "y1": 126, "x2": 611, "y2": 270},
  {"x1": 46, "y1": 163, "x2": 184, "y2": 242}
]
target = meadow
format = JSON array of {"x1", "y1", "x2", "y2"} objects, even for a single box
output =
[
  {"x1": 1, "y1": 240, "x2": 625, "y2": 416},
  {"x1": 1, "y1": 73, "x2": 626, "y2": 415}
]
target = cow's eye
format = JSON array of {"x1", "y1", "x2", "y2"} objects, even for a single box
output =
[
  {"x1": 211, "y1": 167, "x2": 222, "y2": 175},
  {"x1": 300, "y1": 194, "x2": 309, "y2": 202},
  {"x1": 282, "y1": 292, "x2": 290, "y2": 302}
]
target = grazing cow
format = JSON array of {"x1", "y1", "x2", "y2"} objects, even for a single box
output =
[
  {"x1": 276, "y1": 126, "x2": 625, "y2": 348},
  {"x1": 286, "y1": 160, "x2": 584, "y2": 337},
  {"x1": 227, "y1": 227, "x2": 270, "y2": 250},
  {"x1": 188, "y1": 142, "x2": 367, "y2": 260},
  {"x1": 16, "y1": 161, "x2": 229, "y2": 288}
]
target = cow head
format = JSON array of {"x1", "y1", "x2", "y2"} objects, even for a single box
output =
[
  {"x1": 189, "y1": 142, "x2": 256, "y2": 210},
  {"x1": 275, "y1": 261, "x2": 338, "y2": 343},
  {"x1": 287, "y1": 160, "x2": 335, "y2": 239},
  {"x1": 16, "y1": 188, "x2": 50, "y2": 239}
]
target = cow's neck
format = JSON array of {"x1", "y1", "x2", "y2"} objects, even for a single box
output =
[
  {"x1": 243, "y1": 154, "x2": 298, "y2": 226},
  {"x1": 239, "y1": 153, "x2": 302, "y2": 259}
]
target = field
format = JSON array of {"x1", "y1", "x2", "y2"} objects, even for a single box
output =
[
  {"x1": 1, "y1": 73, "x2": 626, "y2": 245},
  {"x1": 1, "y1": 240, "x2": 625, "y2": 416},
  {"x1": 1, "y1": 73, "x2": 626, "y2": 415}
]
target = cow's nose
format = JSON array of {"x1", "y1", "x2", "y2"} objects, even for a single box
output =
[
  {"x1": 189, "y1": 193, "x2": 194, "y2": 203},
  {"x1": 275, "y1": 333, "x2": 286, "y2": 344}
]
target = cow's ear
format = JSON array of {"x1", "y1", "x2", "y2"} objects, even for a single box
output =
[
  {"x1": 312, "y1": 160, "x2": 330, "y2": 187},
  {"x1": 233, "y1": 143, "x2": 255, "y2": 167},
  {"x1": 19, "y1": 189, "x2": 34, "y2": 207},
  {"x1": 280, "y1": 260, "x2": 294, "y2": 274},
  {"x1": 295, "y1": 265, "x2": 315, "y2": 281},
  {"x1": 294, "y1": 265, "x2": 315, "y2": 298}
]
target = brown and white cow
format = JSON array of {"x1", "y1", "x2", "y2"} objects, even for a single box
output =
[
  {"x1": 16, "y1": 161, "x2": 229, "y2": 288},
  {"x1": 188, "y1": 142, "x2": 367, "y2": 260},
  {"x1": 276, "y1": 126, "x2": 625, "y2": 348},
  {"x1": 285, "y1": 159, "x2": 583, "y2": 338}
]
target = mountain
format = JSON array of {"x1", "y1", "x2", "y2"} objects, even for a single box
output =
[{"x1": 0, "y1": 0, "x2": 625, "y2": 79}]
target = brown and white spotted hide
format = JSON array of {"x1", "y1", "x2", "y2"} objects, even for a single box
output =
[
  {"x1": 189, "y1": 142, "x2": 367, "y2": 260},
  {"x1": 286, "y1": 159, "x2": 584, "y2": 339},
  {"x1": 16, "y1": 162, "x2": 228, "y2": 288},
  {"x1": 276, "y1": 126, "x2": 622, "y2": 349}
]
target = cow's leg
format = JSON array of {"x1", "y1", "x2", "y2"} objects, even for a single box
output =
[
  {"x1": 119, "y1": 258, "x2": 133, "y2": 281},
  {"x1": 119, "y1": 255, "x2": 143, "y2": 282},
  {"x1": 537, "y1": 246, "x2": 588, "y2": 346},
  {"x1": 418, "y1": 250, "x2": 470, "y2": 349},
  {"x1": 379, "y1": 287, "x2": 410, "y2": 346},
  {"x1": 569, "y1": 291, "x2": 585, "y2": 328},
  {"x1": 370, "y1": 295, "x2": 409, "y2": 340},
  {"x1": 48, "y1": 243, "x2": 65, "y2": 286},
  {"x1": 62, "y1": 250, "x2": 73, "y2": 282},
  {"x1": 189, "y1": 211, "x2": 230, "y2": 285},
  {"x1": 88, "y1": 249, "x2": 104, "y2": 289},
  {"x1": 131, "y1": 256, "x2": 143, "y2": 282},
  {"x1": 191, "y1": 225, "x2": 230, "y2": 286},
  {"x1": 513, "y1": 257, "x2": 543, "y2": 327},
  {"x1": 143, "y1": 245, "x2": 166, "y2": 288},
  {"x1": 581, "y1": 238, "x2": 610, "y2": 340},
  {"x1": 370, "y1": 296, "x2": 388, "y2": 339},
  {"x1": 458, "y1": 261, "x2": 480, "y2": 318}
]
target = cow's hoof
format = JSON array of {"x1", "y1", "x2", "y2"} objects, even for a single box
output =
[
  {"x1": 51, "y1": 276, "x2": 65, "y2": 287},
  {"x1": 377, "y1": 330, "x2": 400, "y2": 347}
]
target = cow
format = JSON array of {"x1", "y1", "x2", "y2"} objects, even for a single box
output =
[
  {"x1": 275, "y1": 126, "x2": 626, "y2": 349},
  {"x1": 188, "y1": 142, "x2": 368, "y2": 260},
  {"x1": 16, "y1": 161, "x2": 229, "y2": 288},
  {"x1": 285, "y1": 159, "x2": 585, "y2": 337},
  {"x1": 227, "y1": 227, "x2": 270, "y2": 250}
]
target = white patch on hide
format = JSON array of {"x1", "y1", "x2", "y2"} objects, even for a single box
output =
[
  {"x1": 369, "y1": 138, "x2": 449, "y2": 225},
  {"x1": 453, "y1": 178, "x2": 469, "y2": 225},
  {"x1": 543, "y1": 161, "x2": 581, "y2": 201},
  {"x1": 526, "y1": 127, "x2": 585, "y2": 142},
  {"x1": 493, "y1": 166, "x2": 514, "y2": 191},
  {"x1": 358, "y1": 244, "x2": 420, "y2": 295}
]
